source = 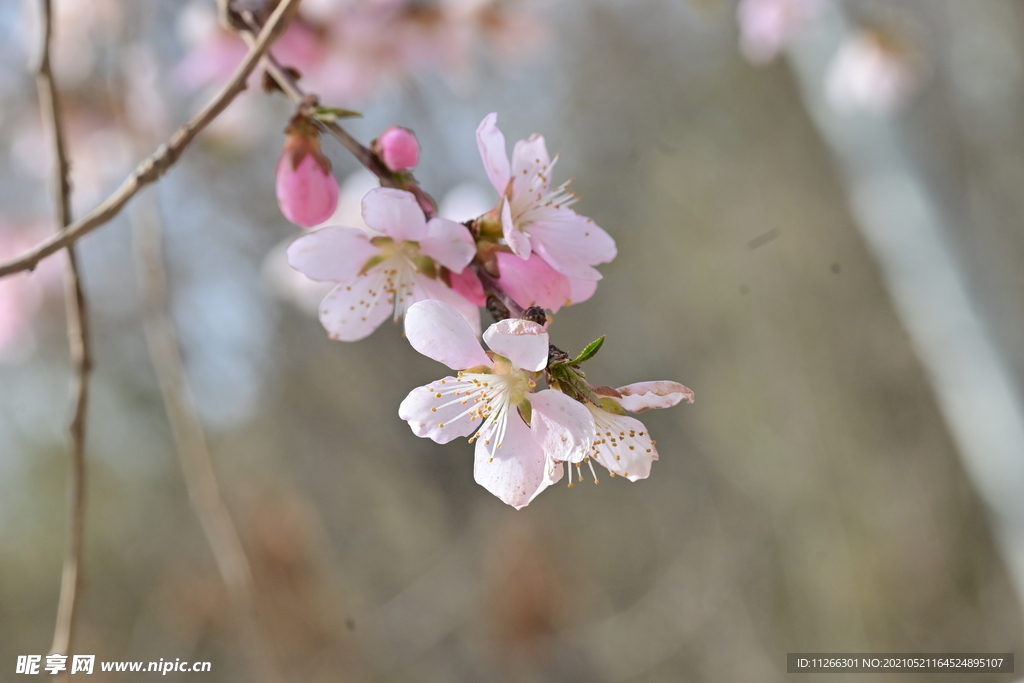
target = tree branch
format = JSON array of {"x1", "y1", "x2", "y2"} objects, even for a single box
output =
[
  {"x1": 131, "y1": 197, "x2": 278, "y2": 683},
  {"x1": 36, "y1": 0, "x2": 92, "y2": 663},
  {"x1": 0, "y1": 0, "x2": 302, "y2": 280}
]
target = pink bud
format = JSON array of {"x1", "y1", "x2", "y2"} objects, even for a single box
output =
[
  {"x1": 448, "y1": 265, "x2": 486, "y2": 306},
  {"x1": 377, "y1": 126, "x2": 420, "y2": 172},
  {"x1": 276, "y1": 152, "x2": 339, "y2": 228}
]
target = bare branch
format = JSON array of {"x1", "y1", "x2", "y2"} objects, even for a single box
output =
[
  {"x1": 131, "y1": 197, "x2": 279, "y2": 683},
  {"x1": 0, "y1": 0, "x2": 303, "y2": 280},
  {"x1": 36, "y1": 0, "x2": 93, "y2": 662}
]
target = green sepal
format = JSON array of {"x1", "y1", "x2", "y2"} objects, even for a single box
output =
[
  {"x1": 547, "y1": 363, "x2": 601, "y2": 405},
  {"x1": 598, "y1": 396, "x2": 626, "y2": 416},
  {"x1": 517, "y1": 398, "x2": 533, "y2": 427},
  {"x1": 414, "y1": 255, "x2": 437, "y2": 279},
  {"x1": 312, "y1": 107, "x2": 363, "y2": 122},
  {"x1": 358, "y1": 255, "x2": 386, "y2": 276},
  {"x1": 570, "y1": 336, "x2": 605, "y2": 365}
]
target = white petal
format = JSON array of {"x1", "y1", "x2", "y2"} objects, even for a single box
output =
[
  {"x1": 528, "y1": 390, "x2": 594, "y2": 464},
  {"x1": 501, "y1": 198, "x2": 531, "y2": 258},
  {"x1": 399, "y1": 380, "x2": 480, "y2": 443},
  {"x1": 420, "y1": 217, "x2": 475, "y2": 273},
  {"x1": 476, "y1": 112, "x2": 511, "y2": 194},
  {"x1": 317, "y1": 267, "x2": 394, "y2": 341},
  {"x1": 404, "y1": 300, "x2": 489, "y2": 369},
  {"x1": 413, "y1": 275, "x2": 483, "y2": 336},
  {"x1": 361, "y1": 187, "x2": 427, "y2": 242},
  {"x1": 473, "y1": 409, "x2": 550, "y2": 509},
  {"x1": 286, "y1": 226, "x2": 378, "y2": 282},
  {"x1": 614, "y1": 381, "x2": 695, "y2": 413},
  {"x1": 483, "y1": 318, "x2": 548, "y2": 371},
  {"x1": 510, "y1": 134, "x2": 551, "y2": 196},
  {"x1": 588, "y1": 407, "x2": 658, "y2": 482}
]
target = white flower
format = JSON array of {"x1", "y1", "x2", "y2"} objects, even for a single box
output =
[
  {"x1": 287, "y1": 187, "x2": 479, "y2": 341},
  {"x1": 476, "y1": 113, "x2": 617, "y2": 282},
  {"x1": 399, "y1": 300, "x2": 594, "y2": 508}
]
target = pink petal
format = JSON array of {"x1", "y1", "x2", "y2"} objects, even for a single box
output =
[
  {"x1": 448, "y1": 266, "x2": 486, "y2": 307},
  {"x1": 404, "y1": 300, "x2": 489, "y2": 370},
  {"x1": 588, "y1": 407, "x2": 658, "y2": 482},
  {"x1": 529, "y1": 209, "x2": 616, "y2": 279},
  {"x1": 567, "y1": 276, "x2": 598, "y2": 305},
  {"x1": 495, "y1": 251, "x2": 571, "y2": 312},
  {"x1": 501, "y1": 198, "x2": 531, "y2": 258},
  {"x1": 286, "y1": 226, "x2": 378, "y2": 282},
  {"x1": 413, "y1": 275, "x2": 483, "y2": 337},
  {"x1": 317, "y1": 267, "x2": 394, "y2": 341},
  {"x1": 476, "y1": 112, "x2": 511, "y2": 195},
  {"x1": 528, "y1": 390, "x2": 594, "y2": 464},
  {"x1": 473, "y1": 409, "x2": 550, "y2": 509},
  {"x1": 613, "y1": 381, "x2": 695, "y2": 413},
  {"x1": 361, "y1": 187, "x2": 427, "y2": 242},
  {"x1": 510, "y1": 134, "x2": 551, "y2": 196},
  {"x1": 483, "y1": 318, "x2": 548, "y2": 371},
  {"x1": 276, "y1": 154, "x2": 340, "y2": 228},
  {"x1": 420, "y1": 217, "x2": 475, "y2": 273},
  {"x1": 399, "y1": 381, "x2": 479, "y2": 443}
]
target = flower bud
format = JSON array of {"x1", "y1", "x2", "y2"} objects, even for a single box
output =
[
  {"x1": 276, "y1": 116, "x2": 339, "y2": 228},
  {"x1": 375, "y1": 126, "x2": 420, "y2": 172}
]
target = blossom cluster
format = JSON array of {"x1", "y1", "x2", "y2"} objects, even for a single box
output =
[{"x1": 281, "y1": 112, "x2": 692, "y2": 508}]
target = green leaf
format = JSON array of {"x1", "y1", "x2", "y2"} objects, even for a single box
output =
[
  {"x1": 570, "y1": 336, "x2": 605, "y2": 365},
  {"x1": 312, "y1": 107, "x2": 363, "y2": 122}
]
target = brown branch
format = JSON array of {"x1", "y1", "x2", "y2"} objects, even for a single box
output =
[
  {"x1": 131, "y1": 198, "x2": 278, "y2": 683},
  {"x1": 37, "y1": 0, "x2": 92, "y2": 662},
  {"x1": 0, "y1": 0, "x2": 302, "y2": 280},
  {"x1": 236, "y1": 17, "x2": 441, "y2": 218}
]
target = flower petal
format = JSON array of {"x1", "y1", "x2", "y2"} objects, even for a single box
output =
[
  {"x1": 399, "y1": 380, "x2": 479, "y2": 443},
  {"x1": 567, "y1": 275, "x2": 599, "y2": 305},
  {"x1": 501, "y1": 198, "x2": 531, "y2": 258},
  {"x1": 510, "y1": 134, "x2": 551, "y2": 197},
  {"x1": 528, "y1": 390, "x2": 594, "y2": 464},
  {"x1": 287, "y1": 226, "x2": 378, "y2": 282},
  {"x1": 317, "y1": 267, "x2": 394, "y2": 341},
  {"x1": 474, "y1": 409, "x2": 549, "y2": 509},
  {"x1": 613, "y1": 381, "x2": 695, "y2": 413},
  {"x1": 420, "y1": 217, "x2": 476, "y2": 273},
  {"x1": 476, "y1": 112, "x2": 511, "y2": 195},
  {"x1": 448, "y1": 266, "x2": 486, "y2": 307},
  {"x1": 495, "y1": 251, "x2": 571, "y2": 312},
  {"x1": 529, "y1": 209, "x2": 617, "y2": 278},
  {"x1": 483, "y1": 318, "x2": 548, "y2": 371},
  {"x1": 413, "y1": 275, "x2": 482, "y2": 336},
  {"x1": 361, "y1": 187, "x2": 427, "y2": 242},
  {"x1": 588, "y1": 407, "x2": 658, "y2": 482},
  {"x1": 404, "y1": 300, "x2": 489, "y2": 370}
]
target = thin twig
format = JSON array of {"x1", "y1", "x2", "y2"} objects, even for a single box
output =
[
  {"x1": 0, "y1": 0, "x2": 302, "y2": 280},
  {"x1": 36, "y1": 0, "x2": 92, "y2": 662},
  {"x1": 236, "y1": 17, "x2": 441, "y2": 217},
  {"x1": 131, "y1": 197, "x2": 278, "y2": 683}
]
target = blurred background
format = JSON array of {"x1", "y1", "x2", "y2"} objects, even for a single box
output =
[{"x1": 1, "y1": 0, "x2": 1023, "y2": 680}]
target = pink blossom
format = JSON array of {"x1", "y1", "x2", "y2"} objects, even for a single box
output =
[
  {"x1": 825, "y1": 30, "x2": 920, "y2": 115},
  {"x1": 287, "y1": 188, "x2": 478, "y2": 341},
  {"x1": 476, "y1": 113, "x2": 616, "y2": 282},
  {"x1": 376, "y1": 126, "x2": 421, "y2": 172},
  {"x1": 276, "y1": 120, "x2": 340, "y2": 228},
  {"x1": 399, "y1": 300, "x2": 593, "y2": 508},
  {"x1": 579, "y1": 382, "x2": 694, "y2": 482},
  {"x1": 737, "y1": 0, "x2": 825, "y2": 64}
]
